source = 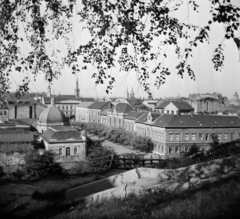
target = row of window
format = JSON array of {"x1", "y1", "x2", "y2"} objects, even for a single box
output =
[
  {"x1": 124, "y1": 123, "x2": 134, "y2": 131},
  {"x1": 57, "y1": 105, "x2": 76, "y2": 110},
  {"x1": 59, "y1": 147, "x2": 77, "y2": 156},
  {"x1": 168, "y1": 132, "x2": 236, "y2": 142},
  {"x1": 0, "y1": 110, "x2": 8, "y2": 116}
]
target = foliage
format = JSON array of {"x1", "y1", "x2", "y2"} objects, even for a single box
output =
[
  {"x1": 183, "y1": 143, "x2": 200, "y2": 158},
  {"x1": 23, "y1": 150, "x2": 63, "y2": 179},
  {"x1": 132, "y1": 135, "x2": 153, "y2": 153},
  {"x1": 85, "y1": 145, "x2": 115, "y2": 172},
  {"x1": 52, "y1": 174, "x2": 240, "y2": 219},
  {"x1": 82, "y1": 122, "x2": 153, "y2": 152},
  {"x1": 1, "y1": 0, "x2": 240, "y2": 100},
  {"x1": 210, "y1": 133, "x2": 220, "y2": 149}
]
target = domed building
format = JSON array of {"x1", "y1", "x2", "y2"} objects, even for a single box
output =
[
  {"x1": 37, "y1": 97, "x2": 87, "y2": 160},
  {"x1": 37, "y1": 97, "x2": 69, "y2": 133}
]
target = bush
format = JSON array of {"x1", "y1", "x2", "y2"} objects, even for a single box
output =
[{"x1": 23, "y1": 150, "x2": 63, "y2": 179}]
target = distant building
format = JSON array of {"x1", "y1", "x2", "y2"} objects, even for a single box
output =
[
  {"x1": 37, "y1": 97, "x2": 69, "y2": 133},
  {"x1": 42, "y1": 76, "x2": 94, "y2": 117},
  {"x1": 89, "y1": 101, "x2": 113, "y2": 123},
  {"x1": 124, "y1": 111, "x2": 144, "y2": 132},
  {"x1": 156, "y1": 101, "x2": 194, "y2": 115},
  {"x1": 6, "y1": 94, "x2": 46, "y2": 120},
  {"x1": 135, "y1": 112, "x2": 161, "y2": 137},
  {"x1": 37, "y1": 98, "x2": 87, "y2": 160},
  {"x1": 187, "y1": 93, "x2": 224, "y2": 113},
  {"x1": 151, "y1": 114, "x2": 240, "y2": 158},
  {"x1": 75, "y1": 102, "x2": 94, "y2": 123},
  {"x1": 142, "y1": 100, "x2": 159, "y2": 111},
  {"x1": 41, "y1": 126, "x2": 87, "y2": 161},
  {"x1": 107, "y1": 102, "x2": 134, "y2": 128}
]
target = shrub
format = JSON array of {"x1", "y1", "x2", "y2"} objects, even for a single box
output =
[
  {"x1": 85, "y1": 146, "x2": 115, "y2": 172},
  {"x1": 23, "y1": 150, "x2": 63, "y2": 179}
]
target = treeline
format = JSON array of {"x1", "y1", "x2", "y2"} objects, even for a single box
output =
[{"x1": 76, "y1": 122, "x2": 154, "y2": 153}]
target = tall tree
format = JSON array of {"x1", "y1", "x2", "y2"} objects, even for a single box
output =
[{"x1": 0, "y1": 0, "x2": 239, "y2": 100}]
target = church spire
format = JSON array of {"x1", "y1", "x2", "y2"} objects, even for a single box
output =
[{"x1": 75, "y1": 75, "x2": 80, "y2": 97}]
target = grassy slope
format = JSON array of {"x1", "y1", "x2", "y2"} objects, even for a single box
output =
[{"x1": 53, "y1": 174, "x2": 240, "y2": 219}]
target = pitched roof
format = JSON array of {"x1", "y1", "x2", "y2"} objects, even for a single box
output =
[
  {"x1": 89, "y1": 101, "x2": 111, "y2": 110},
  {"x1": 124, "y1": 111, "x2": 145, "y2": 120},
  {"x1": 76, "y1": 102, "x2": 94, "y2": 108},
  {"x1": 171, "y1": 101, "x2": 194, "y2": 111},
  {"x1": 101, "y1": 108, "x2": 111, "y2": 116},
  {"x1": 155, "y1": 101, "x2": 194, "y2": 111},
  {"x1": 135, "y1": 112, "x2": 161, "y2": 124},
  {"x1": 115, "y1": 102, "x2": 133, "y2": 114},
  {"x1": 155, "y1": 101, "x2": 170, "y2": 109},
  {"x1": 41, "y1": 127, "x2": 83, "y2": 143},
  {"x1": 0, "y1": 133, "x2": 34, "y2": 143},
  {"x1": 153, "y1": 114, "x2": 240, "y2": 128}
]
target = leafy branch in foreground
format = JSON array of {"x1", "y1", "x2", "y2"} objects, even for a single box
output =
[{"x1": 0, "y1": 0, "x2": 240, "y2": 100}]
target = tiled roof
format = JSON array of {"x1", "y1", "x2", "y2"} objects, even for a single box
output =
[
  {"x1": 76, "y1": 102, "x2": 94, "y2": 108},
  {"x1": 153, "y1": 114, "x2": 240, "y2": 128},
  {"x1": 171, "y1": 101, "x2": 194, "y2": 111},
  {"x1": 113, "y1": 102, "x2": 134, "y2": 114},
  {"x1": 124, "y1": 111, "x2": 144, "y2": 120},
  {"x1": 135, "y1": 112, "x2": 161, "y2": 124},
  {"x1": 89, "y1": 101, "x2": 111, "y2": 110},
  {"x1": 0, "y1": 133, "x2": 34, "y2": 143},
  {"x1": 101, "y1": 109, "x2": 111, "y2": 116},
  {"x1": 41, "y1": 127, "x2": 83, "y2": 143},
  {"x1": 155, "y1": 101, "x2": 170, "y2": 109}
]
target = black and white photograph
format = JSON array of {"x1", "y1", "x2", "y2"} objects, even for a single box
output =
[{"x1": 1, "y1": 0, "x2": 240, "y2": 218}]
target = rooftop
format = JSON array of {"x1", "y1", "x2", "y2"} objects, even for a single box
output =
[{"x1": 153, "y1": 114, "x2": 240, "y2": 128}]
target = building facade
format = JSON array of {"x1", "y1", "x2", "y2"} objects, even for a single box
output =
[
  {"x1": 107, "y1": 103, "x2": 133, "y2": 128},
  {"x1": 75, "y1": 102, "x2": 93, "y2": 123},
  {"x1": 89, "y1": 102, "x2": 113, "y2": 123},
  {"x1": 41, "y1": 127, "x2": 87, "y2": 160},
  {"x1": 151, "y1": 114, "x2": 240, "y2": 158}
]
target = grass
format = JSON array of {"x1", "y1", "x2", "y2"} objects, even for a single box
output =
[{"x1": 51, "y1": 174, "x2": 240, "y2": 219}]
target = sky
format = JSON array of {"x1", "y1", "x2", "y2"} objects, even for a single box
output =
[{"x1": 9, "y1": 0, "x2": 240, "y2": 100}]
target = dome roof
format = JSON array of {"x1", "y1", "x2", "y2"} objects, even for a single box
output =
[{"x1": 39, "y1": 105, "x2": 69, "y2": 125}]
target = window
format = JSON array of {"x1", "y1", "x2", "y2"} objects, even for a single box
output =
[
  {"x1": 66, "y1": 106, "x2": 68, "y2": 109},
  {"x1": 161, "y1": 145, "x2": 164, "y2": 152},
  {"x1": 185, "y1": 145, "x2": 189, "y2": 152},
  {"x1": 169, "y1": 146, "x2": 173, "y2": 154},
  {"x1": 205, "y1": 133, "x2": 209, "y2": 141},
  {"x1": 175, "y1": 133, "x2": 180, "y2": 141},
  {"x1": 230, "y1": 133, "x2": 235, "y2": 140},
  {"x1": 74, "y1": 147, "x2": 77, "y2": 155},
  {"x1": 0, "y1": 110, "x2": 2, "y2": 116},
  {"x1": 224, "y1": 133, "x2": 228, "y2": 141},
  {"x1": 175, "y1": 146, "x2": 179, "y2": 154},
  {"x1": 59, "y1": 148, "x2": 62, "y2": 156},
  {"x1": 218, "y1": 133, "x2": 222, "y2": 141},
  {"x1": 199, "y1": 133, "x2": 203, "y2": 141},
  {"x1": 66, "y1": 147, "x2": 70, "y2": 156},
  {"x1": 171, "y1": 110, "x2": 174, "y2": 115},
  {"x1": 185, "y1": 134, "x2": 189, "y2": 141},
  {"x1": 3, "y1": 110, "x2": 7, "y2": 115},
  {"x1": 191, "y1": 133, "x2": 196, "y2": 141},
  {"x1": 169, "y1": 133, "x2": 173, "y2": 141}
]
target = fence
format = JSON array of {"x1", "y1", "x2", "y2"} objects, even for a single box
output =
[{"x1": 112, "y1": 155, "x2": 163, "y2": 169}]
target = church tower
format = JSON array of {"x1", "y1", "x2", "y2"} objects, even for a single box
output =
[
  {"x1": 126, "y1": 88, "x2": 129, "y2": 99},
  {"x1": 75, "y1": 76, "x2": 80, "y2": 98},
  {"x1": 47, "y1": 83, "x2": 51, "y2": 97}
]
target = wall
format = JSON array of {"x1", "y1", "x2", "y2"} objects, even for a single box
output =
[{"x1": 65, "y1": 155, "x2": 240, "y2": 201}]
